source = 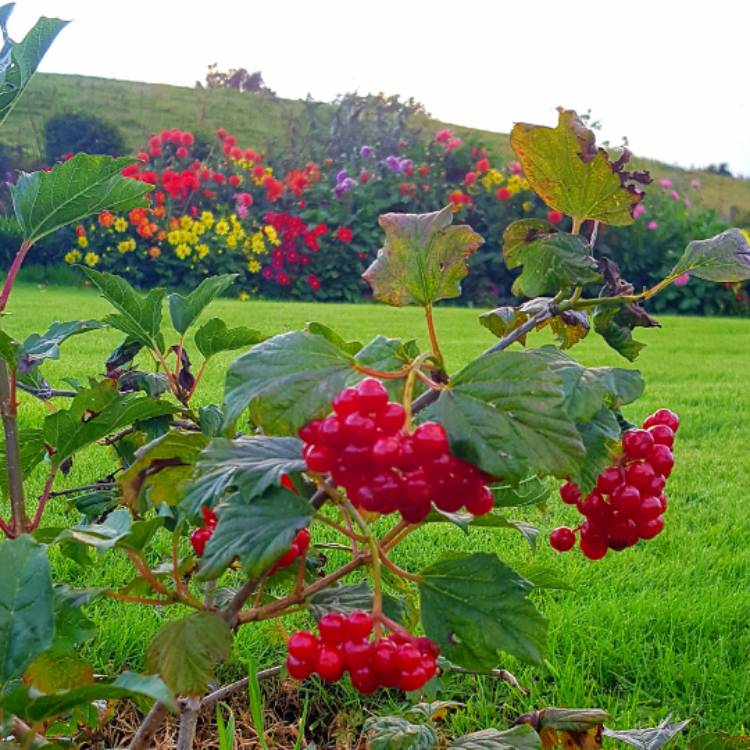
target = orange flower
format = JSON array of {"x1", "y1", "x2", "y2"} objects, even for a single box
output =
[
  {"x1": 153, "y1": 206, "x2": 166, "y2": 218},
  {"x1": 98, "y1": 211, "x2": 114, "y2": 228},
  {"x1": 148, "y1": 246, "x2": 161, "y2": 258}
]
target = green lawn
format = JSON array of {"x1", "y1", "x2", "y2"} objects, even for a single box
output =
[{"x1": 3, "y1": 283, "x2": 750, "y2": 741}]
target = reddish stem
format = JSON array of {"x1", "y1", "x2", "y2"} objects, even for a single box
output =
[
  {"x1": 0, "y1": 514, "x2": 14, "y2": 538},
  {"x1": 354, "y1": 362, "x2": 411, "y2": 380},
  {"x1": 425, "y1": 303, "x2": 443, "y2": 364},
  {"x1": 29, "y1": 466, "x2": 59, "y2": 531},
  {"x1": 0, "y1": 240, "x2": 32, "y2": 312}
]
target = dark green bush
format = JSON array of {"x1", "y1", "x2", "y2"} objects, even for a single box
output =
[{"x1": 44, "y1": 112, "x2": 126, "y2": 163}]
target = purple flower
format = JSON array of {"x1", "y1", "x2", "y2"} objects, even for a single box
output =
[
  {"x1": 691, "y1": 178, "x2": 701, "y2": 189},
  {"x1": 633, "y1": 203, "x2": 646, "y2": 219},
  {"x1": 385, "y1": 155, "x2": 401, "y2": 172},
  {"x1": 359, "y1": 145, "x2": 373, "y2": 159},
  {"x1": 333, "y1": 176, "x2": 357, "y2": 199},
  {"x1": 684, "y1": 198, "x2": 692, "y2": 208},
  {"x1": 399, "y1": 158, "x2": 413, "y2": 173},
  {"x1": 647, "y1": 220, "x2": 658, "y2": 231},
  {"x1": 336, "y1": 169, "x2": 348, "y2": 184},
  {"x1": 673, "y1": 273, "x2": 690, "y2": 286},
  {"x1": 659, "y1": 178, "x2": 672, "y2": 189},
  {"x1": 670, "y1": 191, "x2": 680, "y2": 200}
]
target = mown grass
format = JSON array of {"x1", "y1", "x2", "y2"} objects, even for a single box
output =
[
  {"x1": 8, "y1": 73, "x2": 750, "y2": 219},
  {"x1": 3, "y1": 283, "x2": 749, "y2": 741}
]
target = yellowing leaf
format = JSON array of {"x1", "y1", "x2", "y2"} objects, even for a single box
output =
[
  {"x1": 511, "y1": 109, "x2": 650, "y2": 226},
  {"x1": 363, "y1": 206, "x2": 485, "y2": 306},
  {"x1": 25, "y1": 651, "x2": 94, "y2": 692}
]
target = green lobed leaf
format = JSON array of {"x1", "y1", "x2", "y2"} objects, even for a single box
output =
[
  {"x1": 40, "y1": 507, "x2": 132, "y2": 550},
  {"x1": 592, "y1": 305, "x2": 647, "y2": 362},
  {"x1": 0, "y1": 9, "x2": 68, "y2": 128},
  {"x1": 365, "y1": 715, "x2": 437, "y2": 750},
  {"x1": 526, "y1": 707, "x2": 611, "y2": 731},
  {"x1": 168, "y1": 274, "x2": 237, "y2": 335},
  {"x1": 2, "y1": 671, "x2": 176, "y2": 721},
  {"x1": 425, "y1": 511, "x2": 539, "y2": 550},
  {"x1": 198, "y1": 404, "x2": 224, "y2": 437},
  {"x1": 503, "y1": 222, "x2": 600, "y2": 298},
  {"x1": 0, "y1": 328, "x2": 17, "y2": 366},
  {"x1": 24, "y1": 650, "x2": 93, "y2": 693},
  {"x1": 12, "y1": 154, "x2": 151, "y2": 244},
  {"x1": 572, "y1": 407, "x2": 621, "y2": 493},
  {"x1": 510, "y1": 109, "x2": 645, "y2": 226},
  {"x1": 671, "y1": 228, "x2": 750, "y2": 282},
  {"x1": 425, "y1": 350, "x2": 584, "y2": 482},
  {"x1": 118, "y1": 431, "x2": 209, "y2": 510},
  {"x1": 491, "y1": 475, "x2": 552, "y2": 508},
  {"x1": 450, "y1": 725, "x2": 542, "y2": 750},
  {"x1": 197, "y1": 487, "x2": 314, "y2": 580},
  {"x1": 195, "y1": 317, "x2": 265, "y2": 360},
  {"x1": 17, "y1": 320, "x2": 104, "y2": 375},
  {"x1": 81, "y1": 268, "x2": 166, "y2": 350},
  {"x1": 0, "y1": 536, "x2": 55, "y2": 682},
  {"x1": 146, "y1": 612, "x2": 232, "y2": 696},
  {"x1": 307, "y1": 583, "x2": 408, "y2": 624},
  {"x1": 43, "y1": 379, "x2": 176, "y2": 467},
  {"x1": 603, "y1": 717, "x2": 691, "y2": 750},
  {"x1": 181, "y1": 436, "x2": 306, "y2": 518},
  {"x1": 307, "y1": 321, "x2": 362, "y2": 355},
  {"x1": 223, "y1": 328, "x2": 354, "y2": 433},
  {"x1": 363, "y1": 205, "x2": 485, "y2": 306},
  {"x1": 418, "y1": 552, "x2": 547, "y2": 668}
]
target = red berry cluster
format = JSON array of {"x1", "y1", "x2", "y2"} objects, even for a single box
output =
[
  {"x1": 270, "y1": 529, "x2": 311, "y2": 574},
  {"x1": 190, "y1": 506, "x2": 218, "y2": 556},
  {"x1": 286, "y1": 611, "x2": 439, "y2": 694},
  {"x1": 550, "y1": 408, "x2": 680, "y2": 560},
  {"x1": 299, "y1": 378, "x2": 494, "y2": 522}
]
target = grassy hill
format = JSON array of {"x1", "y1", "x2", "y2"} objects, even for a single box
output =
[{"x1": 5, "y1": 73, "x2": 750, "y2": 218}]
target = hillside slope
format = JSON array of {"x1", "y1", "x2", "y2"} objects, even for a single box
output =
[{"x1": 6, "y1": 73, "x2": 749, "y2": 218}]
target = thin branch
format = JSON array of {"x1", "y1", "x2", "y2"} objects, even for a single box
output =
[
  {"x1": 49, "y1": 481, "x2": 115, "y2": 498},
  {"x1": 0, "y1": 514, "x2": 13, "y2": 538},
  {"x1": 201, "y1": 665, "x2": 282, "y2": 709},
  {"x1": 0, "y1": 239, "x2": 32, "y2": 312},
  {"x1": 482, "y1": 302, "x2": 559, "y2": 357},
  {"x1": 222, "y1": 577, "x2": 260, "y2": 627},
  {"x1": 0, "y1": 360, "x2": 26, "y2": 533},
  {"x1": 175, "y1": 696, "x2": 201, "y2": 750},
  {"x1": 17, "y1": 381, "x2": 77, "y2": 400},
  {"x1": 29, "y1": 465, "x2": 59, "y2": 531},
  {"x1": 128, "y1": 701, "x2": 170, "y2": 750},
  {"x1": 445, "y1": 664, "x2": 528, "y2": 695}
]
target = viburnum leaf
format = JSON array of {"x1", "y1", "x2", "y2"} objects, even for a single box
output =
[
  {"x1": 365, "y1": 715, "x2": 438, "y2": 750},
  {"x1": 82, "y1": 268, "x2": 166, "y2": 350},
  {"x1": 12, "y1": 154, "x2": 151, "y2": 244},
  {"x1": 419, "y1": 552, "x2": 547, "y2": 668},
  {"x1": 0, "y1": 7, "x2": 68, "y2": 128},
  {"x1": 573, "y1": 407, "x2": 622, "y2": 494},
  {"x1": 355, "y1": 335, "x2": 421, "y2": 400},
  {"x1": 223, "y1": 327, "x2": 355, "y2": 433},
  {"x1": 181, "y1": 436, "x2": 306, "y2": 518},
  {"x1": 503, "y1": 220, "x2": 600, "y2": 297},
  {"x1": 671, "y1": 228, "x2": 750, "y2": 282},
  {"x1": 363, "y1": 205, "x2": 485, "y2": 306},
  {"x1": 43, "y1": 379, "x2": 176, "y2": 467},
  {"x1": 603, "y1": 716, "x2": 691, "y2": 750},
  {"x1": 119, "y1": 431, "x2": 209, "y2": 510},
  {"x1": 510, "y1": 108, "x2": 649, "y2": 226},
  {"x1": 308, "y1": 583, "x2": 408, "y2": 624},
  {"x1": 146, "y1": 612, "x2": 232, "y2": 696},
  {"x1": 450, "y1": 725, "x2": 542, "y2": 750},
  {"x1": 517, "y1": 707, "x2": 610, "y2": 732},
  {"x1": 167, "y1": 274, "x2": 237, "y2": 335},
  {"x1": 2, "y1": 671, "x2": 176, "y2": 721},
  {"x1": 197, "y1": 488, "x2": 314, "y2": 580},
  {"x1": 0, "y1": 536, "x2": 55, "y2": 682},
  {"x1": 491, "y1": 475, "x2": 552, "y2": 508},
  {"x1": 16, "y1": 320, "x2": 104, "y2": 376},
  {"x1": 195, "y1": 317, "x2": 264, "y2": 360},
  {"x1": 24, "y1": 651, "x2": 94, "y2": 693},
  {"x1": 425, "y1": 350, "x2": 584, "y2": 482}
]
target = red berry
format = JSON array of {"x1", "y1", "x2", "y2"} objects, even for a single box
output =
[
  {"x1": 647, "y1": 424, "x2": 675, "y2": 448},
  {"x1": 415, "y1": 636, "x2": 440, "y2": 656},
  {"x1": 404, "y1": 469, "x2": 433, "y2": 504},
  {"x1": 658, "y1": 493, "x2": 668, "y2": 513},
  {"x1": 377, "y1": 402, "x2": 406, "y2": 433},
  {"x1": 643, "y1": 408, "x2": 679, "y2": 432},
  {"x1": 315, "y1": 644, "x2": 345, "y2": 681},
  {"x1": 288, "y1": 631, "x2": 320, "y2": 661},
  {"x1": 286, "y1": 655, "x2": 314, "y2": 680},
  {"x1": 636, "y1": 495, "x2": 663, "y2": 521},
  {"x1": 549, "y1": 527, "x2": 576, "y2": 552},
  {"x1": 341, "y1": 638, "x2": 372, "y2": 669},
  {"x1": 464, "y1": 485, "x2": 494, "y2": 516},
  {"x1": 622, "y1": 429, "x2": 655, "y2": 459},
  {"x1": 339, "y1": 444, "x2": 371, "y2": 470},
  {"x1": 596, "y1": 467, "x2": 623, "y2": 495},
  {"x1": 304, "y1": 444, "x2": 333, "y2": 472},
  {"x1": 578, "y1": 492, "x2": 609, "y2": 522},
  {"x1": 274, "y1": 544, "x2": 299, "y2": 570},
  {"x1": 396, "y1": 644, "x2": 422, "y2": 671},
  {"x1": 332, "y1": 387, "x2": 359, "y2": 417},
  {"x1": 421, "y1": 656, "x2": 438, "y2": 680},
  {"x1": 298, "y1": 419, "x2": 322, "y2": 444},
  {"x1": 295, "y1": 528, "x2": 311, "y2": 553},
  {"x1": 201, "y1": 505, "x2": 218, "y2": 528},
  {"x1": 190, "y1": 527, "x2": 211, "y2": 556},
  {"x1": 648, "y1": 444, "x2": 674, "y2": 477},
  {"x1": 610, "y1": 484, "x2": 641, "y2": 515},
  {"x1": 400, "y1": 498, "x2": 432, "y2": 523},
  {"x1": 412, "y1": 422, "x2": 449, "y2": 458},
  {"x1": 346, "y1": 611, "x2": 373, "y2": 639},
  {"x1": 397, "y1": 437, "x2": 421, "y2": 471},
  {"x1": 356, "y1": 378, "x2": 389, "y2": 414},
  {"x1": 372, "y1": 436, "x2": 402, "y2": 466},
  {"x1": 433, "y1": 479, "x2": 464, "y2": 513},
  {"x1": 350, "y1": 665, "x2": 379, "y2": 695},
  {"x1": 371, "y1": 639, "x2": 398, "y2": 675},
  {"x1": 648, "y1": 474, "x2": 667, "y2": 495},
  {"x1": 637, "y1": 515, "x2": 664, "y2": 539},
  {"x1": 580, "y1": 535, "x2": 608, "y2": 560},
  {"x1": 318, "y1": 613, "x2": 347, "y2": 644},
  {"x1": 559, "y1": 481, "x2": 581, "y2": 505},
  {"x1": 318, "y1": 416, "x2": 345, "y2": 447},
  {"x1": 399, "y1": 666, "x2": 427, "y2": 691},
  {"x1": 608, "y1": 517, "x2": 639, "y2": 549},
  {"x1": 342, "y1": 413, "x2": 377, "y2": 445},
  {"x1": 625, "y1": 461, "x2": 657, "y2": 491}
]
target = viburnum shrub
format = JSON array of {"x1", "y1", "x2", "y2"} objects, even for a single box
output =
[{"x1": 2, "y1": 8, "x2": 750, "y2": 749}]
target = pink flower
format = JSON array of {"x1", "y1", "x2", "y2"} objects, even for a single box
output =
[
  {"x1": 659, "y1": 178, "x2": 672, "y2": 189},
  {"x1": 673, "y1": 273, "x2": 690, "y2": 286},
  {"x1": 236, "y1": 204, "x2": 249, "y2": 219},
  {"x1": 690, "y1": 178, "x2": 701, "y2": 189},
  {"x1": 647, "y1": 220, "x2": 658, "y2": 231},
  {"x1": 670, "y1": 191, "x2": 680, "y2": 200},
  {"x1": 633, "y1": 203, "x2": 646, "y2": 219},
  {"x1": 509, "y1": 161, "x2": 523, "y2": 175},
  {"x1": 435, "y1": 128, "x2": 452, "y2": 143},
  {"x1": 683, "y1": 198, "x2": 691, "y2": 208}
]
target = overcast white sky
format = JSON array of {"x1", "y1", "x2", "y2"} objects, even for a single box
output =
[{"x1": 10, "y1": 1, "x2": 750, "y2": 175}]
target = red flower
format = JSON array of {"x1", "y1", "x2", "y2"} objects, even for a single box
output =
[
  {"x1": 277, "y1": 271, "x2": 292, "y2": 286},
  {"x1": 307, "y1": 274, "x2": 321, "y2": 291},
  {"x1": 216, "y1": 128, "x2": 227, "y2": 139},
  {"x1": 400, "y1": 182, "x2": 416, "y2": 196},
  {"x1": 176, "y1": 146, "x2": 188, "y2": 158},
  {"x1": 212, "y1": 173, "x2": 225, "y2": 184},
  {"x1": 224, "y1": 134, "x2": 237, "y2": 147},
  {"x1": 228, "y1": 174, "x2": 242, "y2": 187},
  {"x1": 244, "y1": 148, "x2": 258, "y2": 161},
  {"x1": 230, "y1": 147, "x2": 243, "y2": 160},
  {"x1": 464, "y1": 171, "x2": 477, "y2": 186},
  {"x1": 496, "y1": 187, "x2": 511, "y2": 201},
  {"x1": 263, "y1": 176, "x2": 284, "y2": 202},
  {"x1": 149, "y1": 146, "x2": 162, "y2": 158},
  {"x1": 475, "y1": 158, "x2": 490, "y2": 174},
  {"x1": 181, "y1": 132, "x2": 194, "y2": 146},
  {"x1": 314, "y1": 223, "x2": 328, "y2": 237},
  {"x1": 448, "y1": 189, "x2": 470, "y2": 208},
  {"x1": 122, "y1": 164, "x2": 139, "y2": 178},
  {"x1": 509, "y1": 161, "x2": 523, "y2": 175},
  {"x1": 149, "y1": 135, "x2": 161, "y2": 149},
  {"x1": 359, "y1": 169, "x2": 370, "y2": 183},
  {"x1": 336, "y1": 227, "x2": 353, "y2": 243},
  {"x1": 358, "y1": 251, "x2": 367, "y2": 261},
  {"x1": 547, "y1": 210, "x2": 564, "y2": 224},
  {"x1": 136, "y1": 152, "x2": 149, "y2": 163},
  {"x1": 252, "y1": 165, "x2": 266, "y2": 180},
  {"x1": 75, "y1": 225, "x2": 86, "y2": 237},
  {"x1": 262, "y1": 266, "x2": 273, "y2": 279},
  {"x1": 235, "y1": 192, "x2": 253, "y2": 206},
  {"x1": 418, "y1": 164, "x2": 429, "y2": 177}
]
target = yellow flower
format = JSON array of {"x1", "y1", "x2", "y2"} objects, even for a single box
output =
[
  {"x1": 167, "y1": 231, "x2": 180, "y2": 246},
  {"x1": 239, "y1": 291, "x2": 250, "y2": 301},
  {"x1": 196, "y1": 243, "x2": 209, "y2": 259},
  {"x1": 263, "y1": 225, "x2": 280, "y2": 246},
  {"x1": 481, "y1": 168, "x2": 505, "y2": 191},
  {"x1": 522, "y1": 200, "x2": 533, "y2": 212},
  {"x1": 64, "y1": 249, "x2": 82, "y2": 264},
  {"x1": 175, "y1": 243, "x2": 191, "y2": 259},
  {"x1": 742, "y1": 229, "x2": 750, "y2": 244},
  {"x1": 200, "y1": 211, "x2": 214, "y2": 227},
  {"x1": 117, "y1": 239, "x2": 136, "y2": 253},
  {"x1": 84, "y1": 251, "x2": 100, "y2": 267},
  {"x1": 193, "y1": 222, "x2": 206, "y2": 236},
  {"x1": 247, "y1": 259, "x2": 261, "y2": 273},
  {"x1": 250, "y1": 231, "x2": 266, "y2": 255},
  {"x1": 114, "y1": 217, "x2": 127, "y2": 232},
  {"x1": 226, "y1": 235, "x2": 238, "y2": 250},
  {"x1": 77, "y1": 235, "x2": 89, "y2": 248},
  {"x1": 215, "y1": 220, "x2": 229, "y2": 236},
  {"x1": 179, "y1": 215, "x2": 193, "y2": 230}
]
